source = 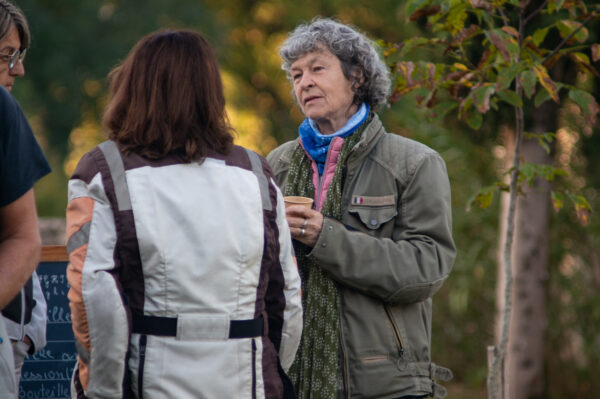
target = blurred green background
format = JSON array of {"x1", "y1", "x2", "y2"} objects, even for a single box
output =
[{"x1": 11, "y1": 1, "x2": 600, "y2": 397}]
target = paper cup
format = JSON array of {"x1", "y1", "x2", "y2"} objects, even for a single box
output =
[{"x1": 284, "y1": 196, "x2": 314, "y2": 208}]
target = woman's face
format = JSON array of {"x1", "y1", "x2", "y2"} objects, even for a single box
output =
[
  {"x1": 0, "y1": 26, "x2": 25, "y2": 91},
  {"x1": 290, "y1": 46, "x2": 357, "y2": 134}
]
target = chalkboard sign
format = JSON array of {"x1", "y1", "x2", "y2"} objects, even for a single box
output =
[{"x1": 20, "y1": 246, "x2": 75, "y2": 399}]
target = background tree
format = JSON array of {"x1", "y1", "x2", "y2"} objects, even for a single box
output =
[{"x1": 384, "y1": 1, "x2": 598, "y2": 398}]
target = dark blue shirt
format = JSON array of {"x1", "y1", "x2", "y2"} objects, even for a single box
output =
[{"x1": 0, "y1": 86, "x2": 51, "y2": 207}]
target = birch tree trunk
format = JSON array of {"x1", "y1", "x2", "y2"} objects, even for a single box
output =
[{"x1": 496, "y1": 101, "x2": 554, "y2": 399}]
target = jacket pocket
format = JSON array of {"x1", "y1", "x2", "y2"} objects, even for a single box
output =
[
  {"x1": 348, "y1": 205, "x2": 397, "y2": 231},
  {"x1": 383, "y1": 303, "x2": 404, "y2": 359}
]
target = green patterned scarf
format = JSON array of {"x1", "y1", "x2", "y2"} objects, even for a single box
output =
[{"x1": 285, "y1": 125, "x2": 364, "y2": 399}]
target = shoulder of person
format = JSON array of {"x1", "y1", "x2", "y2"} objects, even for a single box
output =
[
  {"x1": 69, "y1": 144, "x2": 107, "y2": 183},
  {"x1": 266, "y1": 139, "x2": 299, "y2": 169},
  {"x1": 0, "y1": 86, "x2": 20, "y2": 120},
  {"x1": 370, "y1": 125, "x2": 447, "y2": 183}
]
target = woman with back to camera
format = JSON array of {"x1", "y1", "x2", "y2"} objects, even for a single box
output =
[
  {"x1": 267, "y1": 18, "x2": 456, "y2": 399},
  {"x1": 66, "y1": 29, "x2": 302, "y2": 399}
]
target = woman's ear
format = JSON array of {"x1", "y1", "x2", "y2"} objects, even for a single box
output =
[{"x1": 351, "y1": 69, "x2": 365, "y2": 90}]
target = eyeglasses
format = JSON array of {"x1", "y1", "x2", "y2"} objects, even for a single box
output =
[{"x1": 0, "y1": 48, "x2": 27, "y2": 70}]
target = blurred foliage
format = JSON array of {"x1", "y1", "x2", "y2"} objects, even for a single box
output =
[{"x1": 8, "y1": 0, "x2": 600, "y2": 398}]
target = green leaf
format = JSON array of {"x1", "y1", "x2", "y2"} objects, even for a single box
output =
[
  {"x1": 567, "y1": 193, "x2": 592, "y2": 226},
  {"x1": 485, "y1": 29, "x2": 519, "y2": 62},
  {"x1": 520, "y1": 70, "x2": 537, "y2": 99},
  {"x1": 497, "y1": 89, "x2": 523, "y2": 107},
  {"x1": 534, "y1": 88, "x2": 551, "y2": 107},
  {"x1": 496, "y1": 63, "x2": 521, "y2": 90},
  {"x1": 551, "y1": 191, "x2": 564, "y2": 211},
  {"x1": 447, "y1": 2, "x2": 468, "y2": 34},
  {"x1": 466, "y1": 110, "x2": 483, "y2": 129},
  {"x1": 467, "y1": 186, "x2": 495, "y2": 211},
  {"x1": 532, "y1": 27, "x2": 550, "y2": 46},
  {"x1": 519, "y1": 163, "x2": 567, "y2": 186},
  {"x1": 431, "y1": 101, "x2": 458, "y2": 120},
  {"x1": 548, "y1": 0, "x2": 565, "y2": 13},
  {"x1": 569, "y1": 88, "x2": 595, "y2": 113},
  {"x1": 519, "y1": 163, "x2": 536, "y2": 185},
  {"x1": 534, "y1": 64, "x2": 559, "y2": 102},
  {"x1": 524, "y1": 131, "x2": 556, "y2": 154},
  {"x1": 569, "y1": 89, "x2": 599, "y2": 125},
  {"x1": 556, "y1": 20, "x2": 588, "y2": 43},
  {"x1": 472, "y1": 85, "x2": 495, "y2": 113},
  {"x1": 398, "y1": 37, "x2": 432, "y2": 57},
  {"x1": 571, "y1": 52, "x2": 590, "y2": 65}
]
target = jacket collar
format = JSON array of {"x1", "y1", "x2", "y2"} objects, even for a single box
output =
[{"x1": 346, "y1": 113, "x2": 385, "y2": 164}]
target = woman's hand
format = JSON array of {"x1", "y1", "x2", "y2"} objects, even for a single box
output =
[{"x1": 286, "y1": 205, "x2": 323, "y2": 247}]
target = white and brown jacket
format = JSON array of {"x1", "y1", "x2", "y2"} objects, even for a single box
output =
[{"x1": 66, "y1": 142, "x2": 302, "y2": 399}]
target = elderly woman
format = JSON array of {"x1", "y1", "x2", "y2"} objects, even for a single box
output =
[
  {"x1": 267, "y1": 18, "x2": 456, "y2": 399},
  {"x1": 66, "y1": 29, "x2": 302, "y2": 398}
]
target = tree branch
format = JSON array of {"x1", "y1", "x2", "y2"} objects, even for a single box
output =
[
  {"x1": 497, "y1": 7, "x2": 510, "y2": 27},
  {"x1": 523, "y1": 0, "x2": 549, "y2": 26},
  {"x1": 542, "y1": 11, "x2": 598, "y2": 65}
]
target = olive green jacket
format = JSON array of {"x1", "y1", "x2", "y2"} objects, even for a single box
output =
[{"x1": 266, "y1": 114, "x2": 456, "y2": 399}]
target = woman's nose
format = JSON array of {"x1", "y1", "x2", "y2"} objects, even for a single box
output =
[
  {"x1": 299, "y1": 73, "x2": 313, "y2": 89},
  {"x1": 10, "y1": 59, "x2": 25, "y2": 77}
]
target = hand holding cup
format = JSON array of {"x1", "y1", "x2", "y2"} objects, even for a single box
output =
[{"x1": 283, "y1": 196, "x2": 322, "y2": 247}]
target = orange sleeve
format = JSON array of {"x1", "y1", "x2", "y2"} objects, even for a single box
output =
[{"x1": 66, "y1": 196, "x2": 94, "y2": 390}]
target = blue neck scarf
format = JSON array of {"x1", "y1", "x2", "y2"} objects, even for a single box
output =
[{"x1": 299, "y1": 103, "x2": 369, "y2": 175}]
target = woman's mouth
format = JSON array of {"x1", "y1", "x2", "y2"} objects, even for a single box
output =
[{"x1": 304, "y1": 96, "x2": 320, "y2": 105}]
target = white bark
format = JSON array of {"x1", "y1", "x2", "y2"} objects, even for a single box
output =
[{"x1": 496, "y1": 120, "x2": 552, "y2": 399}]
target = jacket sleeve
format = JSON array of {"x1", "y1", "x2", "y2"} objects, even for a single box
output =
[
  {"x1": 269, "y1": 184, "x2": 302, "y2": 371},
  {"x1": 24, "y1": 271, "x2": 47, "y2": 354},
  {"x1": 310, "y1": 153, "x2": 456, "y2": 304},
  {"x1": 66, "y1": 153, "x2": 129, "y2": 399}
]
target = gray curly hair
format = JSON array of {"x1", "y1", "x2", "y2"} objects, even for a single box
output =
[{"x1": 280, "y1": 17, "x2": 390, "y2": 110}]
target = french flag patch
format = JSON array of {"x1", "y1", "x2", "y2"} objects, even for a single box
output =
[{"x1": 352, "y1": 196, "x2": 364, "y2": 205}]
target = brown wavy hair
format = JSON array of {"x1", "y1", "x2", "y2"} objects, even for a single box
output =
[{"x1": 103, "y1": 29, "x2": 234, "y2": 161}]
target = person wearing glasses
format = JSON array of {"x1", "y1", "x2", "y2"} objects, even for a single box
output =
[
  {"x1": 0, "y1": 1, "x2": 50, "y2": 395},
  {"x1": 0, "y1": 0, "x2": 27, "y2": 91}
]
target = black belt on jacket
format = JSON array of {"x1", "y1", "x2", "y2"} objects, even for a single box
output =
[{"x1": 131, "y1": 311, "x2": 264, "y2": 339}]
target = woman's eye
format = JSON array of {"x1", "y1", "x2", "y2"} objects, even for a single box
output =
[{"x1": 292, "y1": 74, "x2": 301, "y2": 80}]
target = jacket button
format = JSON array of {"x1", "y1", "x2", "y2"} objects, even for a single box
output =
[
  {"x1": 397, "y1": 358, "x2": 408, "y2": 371},
  {"x1": 321, "y1": 243, "x2": 327, "y2": 248},
  {"x1": 328, "y1": 225, "x2": 333, "y2": 231},
  {"x1": 370, "y1": 219, "x2": 378, "y2": 226}
]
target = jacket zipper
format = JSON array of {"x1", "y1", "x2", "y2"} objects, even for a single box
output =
[
  {"x1": 138, "y1": 334, "x2": 147, "y2": 399},
  {"x1": 251, "y1": 339, "x2": 257, "y2": 399},
  {"x1": 383, "y1": 304, "x2": 404, "y2": 357}
]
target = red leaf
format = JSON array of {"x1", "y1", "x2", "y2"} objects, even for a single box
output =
[{"x1": 409, "y1": 5, "x2": 441, "y2": 21}]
